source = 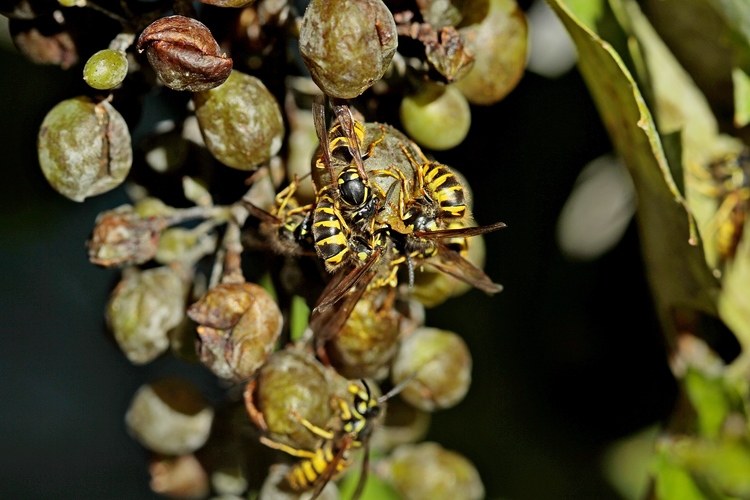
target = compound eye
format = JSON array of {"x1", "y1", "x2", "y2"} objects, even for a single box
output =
[{"x1": 338, "y1": 171, "x2": 368, "y2": 206}]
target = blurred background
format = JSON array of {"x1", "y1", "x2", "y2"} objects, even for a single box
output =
[{"x1": 0, "y1": 0, "x2": 678, "y2": 498}]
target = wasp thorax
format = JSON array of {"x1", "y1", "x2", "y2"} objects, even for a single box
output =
[{"x1": 337, "y1": 170, "x2": 368, "y2": 206}]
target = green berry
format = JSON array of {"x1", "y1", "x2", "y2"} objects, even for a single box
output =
[
  {"x1": 83, "y1": 49, "x2": 128, "y2": 90},
  {"x1": 400, "y1": 83, "x2": 471, "y2": 151}
]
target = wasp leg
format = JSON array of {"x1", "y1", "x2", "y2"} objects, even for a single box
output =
[
  {"x1": 259, "y1": 436, "x2": 318, "y2": 459},
  {"x1": 289, "y1": 410, "x2": 335, "y2": 440}
]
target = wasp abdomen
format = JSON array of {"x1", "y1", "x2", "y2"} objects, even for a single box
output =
[
  {"x1": 313, "y1": 193, "x2": 349, "y2": 267},
  {"x1": 422, "y1": 163, "x2": 467, "y2": 220},
  {"x1": 287, "y1": 444, "x2": 345, "y2": 490}
]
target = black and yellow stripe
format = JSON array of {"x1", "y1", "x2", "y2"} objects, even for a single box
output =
[
  {"x1": 287, "y1": 443, "x2": 347, "y2": 490},
  {"x1": 312, "y1": 191, "x2": 350, "y2": 268},
  {"x1": 421, "y1": 162, "x2": 467, "y2": 220}
]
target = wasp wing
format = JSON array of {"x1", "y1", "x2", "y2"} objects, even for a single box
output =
[
  {"x1": 309, "y1": 434, "x2": 354, "y2": 500},
  {"x1": 242, "y1": 200, "x2": 282, "y2": 225},
  {"x1": 331, "y1": 98, "x2": 367, "y2": 180},
  {"x1": 413, "y1": 221, "x2": 507, "y2": 239},
  {"x1": 427, "y1": 244, "x2": 503, "y2": 294}
]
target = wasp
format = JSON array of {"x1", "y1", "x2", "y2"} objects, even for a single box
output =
[
  {"x1": 243, "y1": 175, "x2": 317, "y2": 257},
  {"x1": 310, "y1": 96, "x2": 390, "y2": 272},
  {"x1": 260, "y1": 377, "x2": 414, "y2": 499},
  {"x1": 708, "y1": 147, "x2": 750, "y2": 267},
  {"x1": 366, "y1": 141, "x2": 505, "y2": 294}
]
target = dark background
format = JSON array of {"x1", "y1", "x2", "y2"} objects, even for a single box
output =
[{"x1": 0, "y1": 5, "x2": 677, "y2": 498}]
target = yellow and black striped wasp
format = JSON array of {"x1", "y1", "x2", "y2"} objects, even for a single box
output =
[
  {"x1": 707, "y1": 146, "x2": 750, "y2": 268},
  {"x1": 259, "y1": 376, "x2": 415, "y2": 499}
]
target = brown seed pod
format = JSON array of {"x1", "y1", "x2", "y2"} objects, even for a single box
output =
[
  {"x1": 193, "y1": 70, "x2": 285, "y2": 171},
  {"x1": 197, "y1": 0, "x2": 254, "y2": 8},
  {"x1": 379, "y1": 442, "x2": 485, "y2": 500},
  {"x1": 107, "y1": 266, "x2": 187, "y2": 364},
  {"x1": 391, "y1": 327, "x2": 472, "y2": 411},
  {"x1": 1, "y1": 0, "x2": 56, "y2": 19},
  {"x1": 37, "y1": 96, "x2": 132, "y2": 202},
  {"x1": 148, "y1": 454, "x2": 210, "y2": 499},
  {"x1": 299, "y1": 0, "x2": 398, "y2": 98},
  {"x1": 87, "y1": 204, "x2": 167, "y2": 267},
  {"x1": 9, "y1": 17, "x2": 78, "y2": 68},
  {"x1": 188, "y1": 282, "x2": 283, "y2": 381},
  {"x1": 125, "y1": 377, "x2": 215, "y2": 456},
  {"x1": 137, "y1": 15, "x2": 233, "y2": 92},
  {"x1": 243, "y1": 346, "x2": 335, "y2": 450}
]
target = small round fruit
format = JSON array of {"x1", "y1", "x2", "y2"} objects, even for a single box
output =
[
  {"x1": 83, "y1": 49, "x2": 128, "y2": 90},
  {"x1": 391, "y1": 327, "x2": 472, "y2": 411},
  {"x1": 399, "y1": 84, "x2": 471, "y2": 151}
]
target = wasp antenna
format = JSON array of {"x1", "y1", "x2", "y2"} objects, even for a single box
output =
[{"x1": 378, "y1": 371, "x2": 419, "y2": 403}]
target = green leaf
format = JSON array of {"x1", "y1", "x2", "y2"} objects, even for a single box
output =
[
  {"x1": 683, "y1": 368, "x2": 731, "y2": 439},
  {"x1": 256, "y1": 272, "x2": 278, "y2": 304},
  {"x1": 336, "y1": 462, "x2": 400, "y2": 500},
  {"x1": 546, "y1": 0, "x2": 719, "y2": 346},
  {"x1": 289, "y1": 294, "x2": 310, "y2": 342},
  {"x1": 653, "y1": 447, "x2": 708, "y2": 500}
]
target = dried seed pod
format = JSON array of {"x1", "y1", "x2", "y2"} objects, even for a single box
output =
[
  {"x1": 324, "y1": 288, "x2": 401, "y2": 380},
  {"x1": 83, "y1": 48, "x2": 128, "y2": 90},
  {"x1": 456, "y1": 0, "x2": 527, "y2": 105},
  {"x1": 37, "y1": 96, "x2": 132, "y2": 202},
  {"x1": 1, "y1": 0, "x2": 56, "y2": 19},
  {"x1": 10, "y1": 17, "x2": 78, "y2": 68},
  {"x1": 188, "y1": 282, "x2": 283, "y2": 381},
  {"x1": 299, "y1": 0, "x2": 397, "y2": 98},
  {"x1": 148, "y1": 454, "x2": 210, "y2": 499},
  {"x1": 125, "y1": 377, "x2": 215, "y2": 456},
  {"x1": 194, "y1": 71, "x2": 285, "y2": 171},
  {"x1": 379, "y1": 442, "x2": 484, "y2": 500},
  {"x1": 137, "y1": 15, "x2": 233, "y2": 92},
  {"x1": 417, "y1": 0, "x2": 463, "y2": 28},
  {"x1": 197, "y1": 0, "x2": 254, "y2": 8},
  {"x1": 107, "y1": 266, "x2": 187, "y2": 364},
  {"x1": 87, "y1": 204, "x2": 167, "y2": 267},
  {"x1": 399, "y1": 83, "x2": 471, "y2": 151},
  {"x1": 243, "y1": 347, "x2": 334, "y2": 450},
  {"x1": 391, "y1": 327, "x2": 472, "y2": 411}
]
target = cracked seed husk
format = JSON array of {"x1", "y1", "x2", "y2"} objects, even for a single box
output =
[{"x1": 38, "y1": 96, "x2": 132, "y2": 202}]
